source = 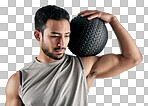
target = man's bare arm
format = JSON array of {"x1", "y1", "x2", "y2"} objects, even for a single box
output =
[
  {"x1": 5, "y1": 72, "x2": 23, "y2": 106},
  {"x1": 79, "y1": 10, "x2": 142, "y2": 79},
  {"x1": 92, "y1": 16, "x2": 142, "y2": 78}
]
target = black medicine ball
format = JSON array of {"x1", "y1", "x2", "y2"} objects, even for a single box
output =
[{"x1": 68, "y1": 15, "x2": 108, "y2": 57}]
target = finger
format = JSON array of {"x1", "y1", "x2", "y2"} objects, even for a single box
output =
[
  {"x1": 87, "y1": 13, "x2": 102, "y2": 20},
  {"x1": 80, "y1": 11, "x2": 97, "y2": 17},
  {"x1": 78, "y1": 10, "x2": 95, "y2": 15},
  {"x1": 78, "y1": 10, "x2": 91, "y2": 15}
]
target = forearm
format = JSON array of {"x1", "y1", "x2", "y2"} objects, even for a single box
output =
[{"x1": 109, "y1": 16, "x2": 142, "y2": 61}]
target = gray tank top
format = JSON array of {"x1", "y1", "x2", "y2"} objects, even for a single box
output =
[{"x1": 18, "y1": 54, "x2": 89, "y2": 106}]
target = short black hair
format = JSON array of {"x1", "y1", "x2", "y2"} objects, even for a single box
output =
[{"x1": 35, "y1": 5, "x2": 70, "y2": 35}]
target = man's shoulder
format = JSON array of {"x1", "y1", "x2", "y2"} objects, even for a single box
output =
[
  {"x1": 6, "y1": 72, "x2": 20, "y2": 96},
  {"x1": 65, "y1": 54, "x2": 80, "y2": 61},
  {"x1": 19, "y1": 59, "x2": 35, "y2": 71},
  {"x1": 65, "y1": 54, "x2": 75, "y2": 57}
]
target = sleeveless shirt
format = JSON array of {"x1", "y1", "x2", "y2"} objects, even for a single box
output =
[{"x1": 18, "y1": 54, "x2": 89, "y2": 106}]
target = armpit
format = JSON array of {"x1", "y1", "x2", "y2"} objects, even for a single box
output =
[{"x1": 86, "y1": 72, "x2": 97, "y2": 89}]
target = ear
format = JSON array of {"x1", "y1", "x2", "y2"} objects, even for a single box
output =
[{"x1": 34, "y1": 30, "x2": 41, "y2": 42}]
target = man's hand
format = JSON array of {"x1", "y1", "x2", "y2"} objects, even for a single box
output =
[{"x1": 78, "y1": 10, "x2": 115, "y2": 23}]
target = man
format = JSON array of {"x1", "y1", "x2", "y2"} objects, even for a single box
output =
[{"x1": 5, "y1": 5, "x2": 142, "y2": 106}]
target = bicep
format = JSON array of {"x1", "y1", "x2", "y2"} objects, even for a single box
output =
[{"x1": 91, "y1": 54, "x2": 139, "y2": 78}]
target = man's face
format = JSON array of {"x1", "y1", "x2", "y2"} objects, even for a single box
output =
[{"x1": 41, "y1": 19, "x2": 70, "y2": 60}]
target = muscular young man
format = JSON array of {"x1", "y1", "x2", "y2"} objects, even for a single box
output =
[{"x1": 5, "y1": 5, "x2": 142, "y2": 106}]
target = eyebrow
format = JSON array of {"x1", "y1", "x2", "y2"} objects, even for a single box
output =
[{"x1": 50, "y1": 32, "x2": 71, "y2": 35}]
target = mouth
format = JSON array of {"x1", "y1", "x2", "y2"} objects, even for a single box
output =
[
  {"x1": 54, "y1": 47, "x2": 66, "y2": 54},
  {"x1": 55, "y1": 49, "x2": 64, "y2": 53}
]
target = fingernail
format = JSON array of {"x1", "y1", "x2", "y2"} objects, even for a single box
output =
[{"x1": 88, "y1": 17, "x2": 91, "y2": 20}]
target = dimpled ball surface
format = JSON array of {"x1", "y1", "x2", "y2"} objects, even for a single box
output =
[{"x1": 68, "y1": 15, "x2": 108, "y2": 57}]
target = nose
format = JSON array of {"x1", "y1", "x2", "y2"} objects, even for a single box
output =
[{"x1": 58, "y1": 36, "x2": 65, "y2": 47}]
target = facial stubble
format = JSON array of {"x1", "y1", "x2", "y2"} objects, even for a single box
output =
[{"x1": 41, "y1": 38, "x2": 65, "y2": 60}]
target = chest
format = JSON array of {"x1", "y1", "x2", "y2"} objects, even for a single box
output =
[{"x1": 21, "y1": 68, "x2": 85, "y2": 105}]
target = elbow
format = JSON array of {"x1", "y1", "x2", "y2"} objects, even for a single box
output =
[
  {"x1": 133, "y1": 55, "x2": 143, "y2": 66},
  {"x1": 125, "y1": 54, "x2": 143, "y2": 67}
]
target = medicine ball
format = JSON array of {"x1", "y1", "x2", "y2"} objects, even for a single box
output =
[{"x1": 68, "y1": 15, "x2": 108, "y2": 57}]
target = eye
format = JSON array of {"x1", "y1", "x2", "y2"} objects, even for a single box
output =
[
  {"x1": 65, "y1": 35, "x2": 70, "y2": 37},
  {"x1": 65, "y1": 34, "x2": 70, "y2": 37},
  {"x1": 51, "y1": 36, "x2": 59, "y2": 38}
]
